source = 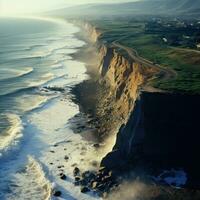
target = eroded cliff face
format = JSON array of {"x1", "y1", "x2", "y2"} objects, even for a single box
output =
[
  {"x1": 79, "y1": 21, "x2": 159, "y2": 155},
  {"x1": 98, "y1": 45, "x2": 157, "y2": 121}
]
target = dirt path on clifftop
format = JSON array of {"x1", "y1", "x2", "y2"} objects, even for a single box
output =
[{"x1": 112, "y1": 41, "x2": 177, "y2": 91}]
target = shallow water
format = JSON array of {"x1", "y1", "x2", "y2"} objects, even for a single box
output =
[{"x1": 0, "y1": 17, "x2": 100, "y2": 200}]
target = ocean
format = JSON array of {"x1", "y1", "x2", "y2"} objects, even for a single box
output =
[{"x1": 0, "y1": 17, "x2": 100, "y2": 200}]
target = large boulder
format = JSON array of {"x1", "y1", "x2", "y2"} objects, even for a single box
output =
[{"x1": 101, "y1": 150, "x2": 126, "y2": 170}]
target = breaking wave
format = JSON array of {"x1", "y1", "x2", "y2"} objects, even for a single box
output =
[
  {"x1": 0, "y1": 67, "x2": 33, "y2": 82},
  {"x1": 6, "y1": 156, "x2": 52, "y2": 200},
  {"x1": 0, "y1": 113, "x2": 23, "y2": 157}
]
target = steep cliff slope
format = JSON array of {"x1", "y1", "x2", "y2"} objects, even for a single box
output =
[
  {"x1": 79, "y1": 22, "x2": 200, "y2": 189},
  {"x1": 102, "y1": 92, "x2": 200, "y2": 175},
  {"x1": 74, "y1": 20, "x2": 160, "y2": 153}
]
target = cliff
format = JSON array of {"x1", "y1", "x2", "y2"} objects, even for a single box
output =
[
  {"x1": 77, "y1": 22, "x2": 200, "y2": 188},
  {"x1": 102, "y1": 92, "x2": 200, "y2": 166},
  {"x1": 99, "y1": 45, "x2": 143, "y2": 119},
  {"x1": 77, "y1": 21, "x2": 156, "y2": 153}
]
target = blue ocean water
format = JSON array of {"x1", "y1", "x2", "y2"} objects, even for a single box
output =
[{"x1": 0, "y1": 17, "x2": 100, "y2": 200}]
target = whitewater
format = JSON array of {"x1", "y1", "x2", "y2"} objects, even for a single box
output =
[{"x1": 0, "y1": 17, "x2": 100, "y2": 200}]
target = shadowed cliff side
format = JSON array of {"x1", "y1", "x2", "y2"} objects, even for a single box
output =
[
  {"x1": 77, "y1": 19, "x2": 200, "y2": 188},
  {"x1": 102, "y1": 92, "x2": 200, "y2": 187}
]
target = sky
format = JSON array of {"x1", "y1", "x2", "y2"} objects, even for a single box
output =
[{"x1": 0, "y1": 0, "x2": 137, "y2": 16}]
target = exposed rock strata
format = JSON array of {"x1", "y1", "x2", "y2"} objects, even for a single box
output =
[{"x1": 74, "y1": 21, "x2": 158, "y2": 159}]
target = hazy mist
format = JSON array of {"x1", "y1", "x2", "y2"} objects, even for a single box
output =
[{"x1": 0, "y1": 0, "x2": 138, "y2": 16}]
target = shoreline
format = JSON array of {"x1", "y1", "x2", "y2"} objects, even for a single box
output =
[
  {"x1": 0, "y1": 19, "x2": 102, "y2": 200},
  {"x1": 68, "y1": 23, "x2": 131, "y2": 198}
]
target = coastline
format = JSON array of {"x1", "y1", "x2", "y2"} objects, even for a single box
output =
[
  {"x1": 0, "y1": 18, "x2": 103, "y2": 200},
  {"x1": 68, "y1": 23, "x2": 122, "y2": 198},
  {"x1": 70, "y1": 26, "x2": 120, "y2": 153},
  {"x1": 68, "y1": 21, "x2": 200, "y2": 200}
]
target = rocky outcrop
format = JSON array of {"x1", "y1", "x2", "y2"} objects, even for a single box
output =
[
  {"x1": 74, "y1": 21, "x2": 155, "y2": 145},
  {"x1": 98, "y1": 45, "x2": 152, "y2": 120}
]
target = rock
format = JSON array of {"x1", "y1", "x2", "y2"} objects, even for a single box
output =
[
  {"x1": 82, "y1": 171, "x2": 96, "y2": 181},
  {"x1": 49, "y1": 163, "x2": 53, "y2": 165},
  {"x1": 57, "y1": 165, "x2": 64, "y2": 169},
  {"x1": 53, "y1": 191, "x2": 62, "y2": 197},
  {"x1": 91, "y1": 181, "x2": 98, "y2": 189},
  {"x1": 82, "y1": 171, "x2": 91, "y2": 178},
  {"x1": 93, "y1": 143, "x2": 100, "y2": 148},
  {"x1": 74, "y1": 181, "x2": 80, "y2": 186},
  {"x1": 99, "y1": 167, "x2": 106, "y2": 172},
  {"x1": 80, "y1": 179, "x2": 87, "y2": 186},
  {"x1": 102, "y1": 175, "x2": 113, "y2": 183},
  {"x1": 75, "y1": 177, "x2": 81, "y2": 182},
  {"x1": 74, "y1": 177, "x2": 81, "y2": 186},
  {"x1": 97, "y1": 183, "x2": 106, "y2": 192},
  {"x1": 91, "y1": 161, "x2": 98, "y2": 167},
  {"x1": 101, "y1": 150, "x2": 126, "y2": 169},
  {"x1": 81, "y1": 186, "x2": 90, "y2": 193},
  {"x1": 60, "y1": 173, "x2": 67, "y2": 180},
  {"x1": 75, "y1": 176, "x2": 81, "y2": 181},
  {"x1": 108, "y1": 171, "x2": 113, "y2": 177},
  {"x1": 64, "y1": 156, "x2": 69, "y2": 160},
  {"x1": 50, "y1": 150, "x2": 55, "y2": 153},
  {"x1": 101, "y1": 192, "x2": 108, "y2": 198},
  {"x1": 73, "y1": 167, "x2": 80, "y2": 177}
]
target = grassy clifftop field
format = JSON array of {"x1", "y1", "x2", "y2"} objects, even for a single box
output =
[{"x1": 88, "y1": 16, "x2": 200, "y2": 94}]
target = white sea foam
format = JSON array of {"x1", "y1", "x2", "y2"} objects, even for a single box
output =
[
  {"x1": 26, "y1": 96, "x2": 101, "y2": 200},
  {"x1": 6, "y1": 156, "x2": 52, "y2": 200},
  {"x1": 0, "y1": 113, "x2": 23, "y2": 157},
  {"x1": 14, "y1": 94, "x2": 50, "y2": 113},
  {"x1": 28, "y1": 73, "x2": 55, "y2": 87},
  {"x1": 0, "y1": 67, "x2": 33, "y2": 81},
  {"x1": 0, "y1": 17, "x2": 100, "y2": 200}
]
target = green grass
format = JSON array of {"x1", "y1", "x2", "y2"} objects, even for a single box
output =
[{"x1": 90, "y1": 18, "x2": 200, "y2": 94}]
